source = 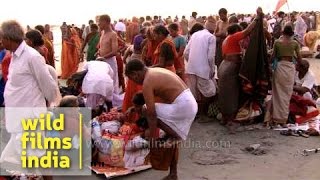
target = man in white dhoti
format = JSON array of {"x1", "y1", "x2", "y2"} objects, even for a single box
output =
[
  {"x1": 82, "y1": 60, "x2": 114, "y2": 109},
  {"x1": 184, "y1": 25, "x2": 216, "y2": 122},
  {"x1": 0, "y1": 20, "x2": 58, "y2": 179},
  {"x1": 125, "y1": 59, "x2": 197, "y2": 180},
  {"x1": 97, "y1": 14, "x2": 120, "y2": 94}
]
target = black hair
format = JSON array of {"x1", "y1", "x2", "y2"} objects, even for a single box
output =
[
  {"x1": 140, "y1": 27, "x2": 147, "y2": 34},
  {"x1": 133, "y1": 92, "x2": 145, "y2": 105},
  {"x1": 125, "y1": 59, "x2": 145, "y2": 75},
  {"x1": 168, "y1": 23, "x2": 179, "y2": 31},
  {"x1": 282, "y1": 25, "x2": 294, "y2": 36},
  {"x1": 189, "y1": 23, "x2": 204, "y2": 35},
  {"x1": 89, "y1": 20, "x2": 94, "y2": 24},
  {"x1": 227, "y1": 24, "x2": 242, "y2": 35},
  {"x1": 90, "y1": 24, "x2": 98, "y2": 30},
  {"x1": 58, "y1": 95, "x2": 79, "y2": 107},
  {"x1": 299, "y1": 59, "x2": 310, "y2": 70},
  {"x1": 182, "y1": 15, "x2": 186, "y2": 19},
  {"x1": 146, "y1": 16, "x2": 152, "y2": 21},
  {"x1": 228, "y1": 15, "x2": 239, "y2": 24},
  {"x1": 277, "y1": 11, "x2": 285, "y2": 17},
  {"x1": 219, "y1": 8, "x2": 228, "y2": 15},
  {"x1": 153, "y1": 25, "x2": 169, "y2": 36},
  {"x1": 192, "y1": 12, "x2": 197, "y2": 17},
  {"x1": 239, "y1": 22, "x2": 248, "y2": 30},
  {"x1": 160, "y1": 43, "x2": 175, "y2": 60},
  {"x1": 154, "y1": 16, "x2": 159, "y2": 20},
  {"x1": 25, "y1": 30, "x2": 44, "y2": 46},
  {"x1": 34, "y1": 25, "x2": 45, "y2": 34}
]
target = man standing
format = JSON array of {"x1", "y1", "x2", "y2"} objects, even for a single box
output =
[
  {"x1": 215, "y1": 8, "x2": 229, "y2": 67},
  {"x1": 188, "y1": 12, "x2": 198, "y2": 30},
  {"x1": 184, "y1": 23, "x2": 216, "y2": 122},
  {"x1": 180, "y1": 16, "x2": 189, "y2": 41},
  {"x1": 97, "y1": 14, "x2": 120, "y2": 94},
  {"x1": 125, "y1": 59, "x2": 197, "y2": 180},
  {"x1": 82, "y1": 20, "x2": 94, "y2": 40},
  {"x1": 0, "y1": 20, "x2": 58, "y2": 176}
]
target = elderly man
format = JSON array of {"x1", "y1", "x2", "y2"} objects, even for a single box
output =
[
  {"x1": 125, "y1": 59, "x2": 197, "y2": 180},
  {"x1": 97, "y1": 14, "x2": 120, "y2": 95},
  {"x1": 184, "y1": 23, "x2": 216, "y2": 122},
  {"x1": 0, "y1": 20, "x2": 58, "y2": 178}
]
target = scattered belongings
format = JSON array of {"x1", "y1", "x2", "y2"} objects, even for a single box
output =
[
  {"x1": 280, "y1": 129, "x2": 309, "y2": 138},
  {"x1": 243, "y1": 144, "x2": 267, "y2": 156},
  {"x1": 302, "y1": 148, "x2": 320, "y2": 156}
]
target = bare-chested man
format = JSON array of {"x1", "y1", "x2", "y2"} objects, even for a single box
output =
[
  {"x1": 215, "y1": 8, "x2": 229, "y2": 67},
  {"x1": 97, "y1": 14, "x2": 120, "y2": 94},
  {"x1": 125, "y1": 59, "x2": 197, "y2": 180}
]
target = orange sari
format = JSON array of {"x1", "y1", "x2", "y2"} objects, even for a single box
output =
[
  {"x1": 122, "y1": 80, "x2": 142, "y2": 113},
  {"x1": 44, "y1": 37, "x2": 55, "y2": 68},
  {"x1": 60, "y1": 28, "x2": 81, "y2": 79}
]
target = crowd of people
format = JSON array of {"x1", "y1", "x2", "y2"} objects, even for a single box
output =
[{"x1": 0, "y1": 6, "x2": 319, "y2": 180}]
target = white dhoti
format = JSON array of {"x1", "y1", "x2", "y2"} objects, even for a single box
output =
[
  {"x1": 103, "y1": 56, "x2": 120, "y2": 94},
  {"x1": 155, "y1": 89, "x2": 198, "y2": 140}
]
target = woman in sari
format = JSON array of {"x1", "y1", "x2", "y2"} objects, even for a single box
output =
[
  {"x1": 168, "y1": 23, "x2": 187, "y2": 81},
  {"x1": 80, "y1": 24, "x2": 100, "y2": 61},
  {"x1": 271, "y1": 25, "x2": 302, "y2": 127},
  {"x1": 152, "y1": 25, "x2": 179, "y2": 73},
  {"x1": 60, "y1": 26, "x2": 81, "y2": 79},
  {"x1": 218, "y1": 8, "x2": 263, "y2": 133},
  {"x1": 121, "y1": 29, "x2": 148, "y2": 113},
  {"x1": 142, "y1": 27, "x2": 159, "y2": 66}
]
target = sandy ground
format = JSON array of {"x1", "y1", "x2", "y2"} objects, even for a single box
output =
[
  {"x1": 51, "y1": 119, "x2": 320, "y2": 180},
  {"x1": 1, "y1": 57, "x2": 320, "y2": 180}
]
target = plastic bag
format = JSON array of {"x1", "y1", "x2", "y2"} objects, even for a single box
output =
[
  {"x1": 101, "y1": 121, "x2": 121, "y2": 134},
  {"x1": 124, "y1": 148, "x2": 149, "y2": 168}
]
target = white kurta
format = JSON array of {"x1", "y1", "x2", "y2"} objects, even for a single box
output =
[
  {"x1": 82, "y1": 61, "x2": 114, "y2": 100},
  {"x1": 295, "y1": 70, "x2": 316, "y2": 100}
]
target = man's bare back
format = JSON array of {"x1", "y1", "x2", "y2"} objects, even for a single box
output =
[
  {"x1": 143, "y1": 68, "x2": 188, "y2": 103},
  {"x1": 99, "y1": 30, "x2": 117, "y2": 57}
]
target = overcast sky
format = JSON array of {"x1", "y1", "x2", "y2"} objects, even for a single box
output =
[{"x1": 0, "y1": 0, "x2": 319, "y2": 27}]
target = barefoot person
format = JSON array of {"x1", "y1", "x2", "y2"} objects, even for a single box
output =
[
  {"x1": 218, "y1": 7, "x2": 264, "y2": 133},
  {"x1": 97, "y1": 14, "x2": 120, "y2": 94},
  {"x1": 125, "y1": 59, "x2": 197, "y2": 180}
]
